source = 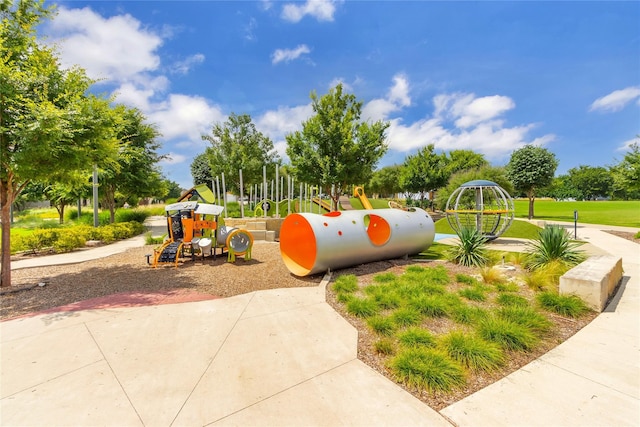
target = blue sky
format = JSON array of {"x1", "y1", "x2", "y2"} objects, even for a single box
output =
[{"x1": 42, "y1": 1, "x2": 639, "y2": 190}]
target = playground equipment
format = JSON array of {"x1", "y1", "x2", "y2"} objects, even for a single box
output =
[
  {"x1": 152, "y1": 201, "x2": 254, "y2": 267},
  {"x1": 445, "y1": 180, "x2": 514, "y2": 241},
  {"x1": 279, "y1": 208, "x2": 435, "y2": 276},
  {"x1": 353, "y1": 186, "x2": 373, "y2": 210}
]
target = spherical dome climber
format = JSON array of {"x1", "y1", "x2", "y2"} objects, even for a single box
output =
[{"x1": 445, "y1": 180, "x2": 514, "y2": 241}]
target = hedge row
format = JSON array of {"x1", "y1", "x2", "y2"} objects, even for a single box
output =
[{"x1": 12, "y1": 221, "x2": 146, "y2": 254}]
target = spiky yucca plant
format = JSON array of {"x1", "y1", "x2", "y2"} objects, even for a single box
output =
[
  {"x1": 446, "y1": 227, "x2": 489, "y2": 267},
  {"x1": 525, "y1": 225, "x2": 586, "y2": 270}
]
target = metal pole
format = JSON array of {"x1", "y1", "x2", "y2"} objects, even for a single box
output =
[
  {"x1": 215, "y1": 176, "x2": 221, "y2": 205},
  {"x1": 299, "y1": 183, "x2": 303, "y2": 213},
  {"x1": 263, "y1": 165, "x2": 267, "y2": 218},
  {"x1": 275, "y1": 167, "x2": 279, "y2": 218},
  {"x1": 239, "y1": 169, "x2": 244, "y2": 218},
  {"x1": 93, "y1": 164, "x2": 99, "y2": 227},
  {"x1": 221, "y1": 172, "x2": 227, "y2": 218},
  {"x1": 287, "y1": 175, "x2": 291, "y2": 215}
]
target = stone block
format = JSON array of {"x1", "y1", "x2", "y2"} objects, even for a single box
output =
[
  {"x1": 559, "y1": 255, "x2": 623, "y2": 311},
  {"x1": 247, "y1": 221, "x2": 267, "y2": 231},
  {"x1": 265, "y1": 230, "x2": 276, "y2": 242},
  {"x1": 248, "y1": 230, "x2": 266, "y2": 241}
]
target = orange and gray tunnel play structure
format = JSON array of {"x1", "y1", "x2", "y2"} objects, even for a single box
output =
[{"x1": 279, "y1": 208, "x2": 435, "y2": 276}]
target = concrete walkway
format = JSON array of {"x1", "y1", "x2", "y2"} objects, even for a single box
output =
[{"x1": 1, "y1": 220, "x2": 639, "y2": 426}]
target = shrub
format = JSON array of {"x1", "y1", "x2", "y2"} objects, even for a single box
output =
[
  {"x1": 346, "y1": 297, "x2": 379, "y2": 318},
  {"x1": 115, "y1": 208, "x2": 150, "y2": 224},
  {"x1": 333, "y1": 274, "x2": 359, "y2": 293},
  {"x1": 388, "y1": 348, "x2": 466, "y2": 393},
  {"x1": 536, "y1": 292, "x2": 590, "y2": 318},
  {"x1": 392, "y1": 307, "x2": 423, "y2": 327},
  {"x1": 439, "y1": 331, "x2": 504, "y2": 371},
  {"x1": 367, "y1": 316, "x2": 397, "y2": 336},
  {"x1": 446, "y1": 227, "x2": 489, "y2": 267},
  {"x1": 374, "y1": 338, "x2": 396, "y2": 355},
  {"x1": 53, "y1": 228, "x2": 87, "y2": 252},
  {"x1": 525, "y1": 225, "x2": 586, "y2": 270},
  {"x1": 145, "y1": 232, "x2": 165, "y2": 245},
  {"x1": 397, "y1": 327, "x2": 436, "y2": 348},
  {"x1": 477, "y1": 316, "x2": 539, "y2": 351},
  {"x1": 18, "y1": 229, "x2": 58, "y2": 254}
]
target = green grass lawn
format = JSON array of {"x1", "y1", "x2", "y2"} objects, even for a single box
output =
[
  {"x1": 435, "y1": 217, "x2": 543, "y2": 240},
  {"x1": 514, "y1": 200, "x2": 640, "y2": 228}
]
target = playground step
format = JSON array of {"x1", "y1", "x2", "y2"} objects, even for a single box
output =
[
  {"x1": 246, "y1": 221, "x2": 267, "y2": 231},
  {"x1": 265, "y1": 230, "x2": 276, "y2": 242}
]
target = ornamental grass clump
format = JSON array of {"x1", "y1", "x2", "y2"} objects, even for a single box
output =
[
  {"x1": 397, "y1": 327, "x2": 437, "y2": 348},
  {"x1": 365, "y1": 285, "x2": 402, "y2": 310},
  {"x1": 536, "y1": 292, "x2": 590, "y2": 318},
  {"x1": 374, "y1": 338, "x2": 396, "y2": 356},
  {"x1": 455, "y1": 274, "x2": 479, "y2": 286},
  {"x1": 333, "y1": 274, "x2": 359, "y2": 293},
  {"x1": 392, "y1": 307, "x2": 423, "y2": 327},
  {"x1": 408, "y1": 294, "x2": 450, "y2": 318},
  {"x1": 477, "y1": 316, "x2": 539, "y2": 351},
  {"x1": 346, "y1": 297, "x2": 379, "y2": 318},
  {"x1": 496, "y1": 293, "x2": 529, "y2": 308},
  {"x1": 459, "y1": 286, "x2": 487, "y2": 302},
  {"x1": 388, "y1": 348, "x2": 466, "y2": 393},
  {"x1": 446, "y1": 227, "x2": 489, "y2": 267},
  {"x1": 497, "y1": 306, "x2": 552, "y2": 334},
  {"x1": 450, "y1": 305, "x2": 489, "y2": 325},
  {"x1": 367, "y1": 316, "x2": 397, "y2": 336},
  {"x1": 525, "y1": 225, "x2": 586, "y2": 270},
  {"x1": 439, "y1": 331, "x2": 505, "y2": 372},
  {"x1": 480, "y1": 266, "x2": 505, "y2": 285}
]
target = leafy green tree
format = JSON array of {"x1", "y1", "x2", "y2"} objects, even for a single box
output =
[
  {"x1": 445, "y1": 150, "x2": 489, "y2": 176},
  {"x1": 435, "y1": 166, "x2": 513, "y2": 211},
  {"x1": 369, "y1": 165, "x2": 402, "y2": 198},
  {"x1": 506, "y1": 145, "x2": 558, "y2": 219},
  {"x1": 286, "y1": 84, "x2": 389, "y2": 210},
  {"x1": 99, "y1": 105, "x2": 165, "y2": 222},
  {"x1": 610, "y1": 141, "x2": 640, "y2": 200},
  {"x1": 164, "y1": 179, "x2": 184, "y2": 199},
  {"x1": 400, "y1": 145, "x2": 449, "y2": 209},
  {"x1": 0, "y1": 0, "x2": 118, "y2": 287},
  {"x1": 43, "y1": 173, "x2": 90, "y2": 223},
  {"x1": 567, "y1": 165, "x2": 612, "y2": 200},
  {"x1": 202, "y1": 113, "x2": 279, "y2": 196},
  {"x1": 546, "y1": 175, "x2": 581, "y2": 201},
  {"x1": 190, "y1": 152, "x2": 213, "y2": 187}
]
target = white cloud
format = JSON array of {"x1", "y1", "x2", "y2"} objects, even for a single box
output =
[
  {"x1": 170, "y1": 54, "x2": 205, "y2": 75},
  {"x1": 366, "y1": 76, "x2": 553, "y2": 160},
  {"x1": 160, "y1": 153, "x2": 187, "y2": 165},
  {"x1": 271, "y1": 44, "x2": 311, "y2": 64},
  {"x1": 362, "y1": 73, "x2": 411, "y2": 121},
  {"x1": 434, "y1": 93, "x2": 515, "y2": 128},
  {"x1": 617, "y1": 137, "x2": 640, "y2": 151},
  {"x1": 46, "y1": 7, "x2": 162, "y2": 82},
  {"x1": 148, "y1": 94, "x2": 225, "y2": 141},
  {"x1": 589, "y1": 86, "x2": 640, "y2": 113},
  {"x1": 328, "y1": 77, "x2": 353, "y2": 92},
  {"x1": 281, "y1": 0, "x2": 338, "y2": 22},
  {"x1": 256, "y1": 104, "x2": 313, "y2": 141}
]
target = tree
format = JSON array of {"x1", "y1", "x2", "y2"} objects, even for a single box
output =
[
  {"x1": 0, "y1": 0, "x2": 118, "y2": 287},
  {"x1": 610, "y1": 141, "x2": 640, "y2": 200},
  {"x1": 286, "y1": 84, "x2": 389, "y2": 210},
  {"x1": 202, "y1": 113, "x2": 279, "y2": 197},
  {"x1": 400, "y1": 145, "x2": 449, "y2": 209},
  {"x1": 190, "y1": 152, "x2": 213, "y2": 187},
  {"x1": 368, "y1": 165, "x2": 402, "y2": 198},
  {"x1": 163, "y1": 179, "x2": 183, "y2": 200},
  {"x1": 547, "y1": 175, "x2": 581, "y2": 201},
  {"x1": 506, "y1": 145, "x2": 558, "y2": 219},
  {"x1": 445, "y1": 150, "x2": 489, "y2": 176},
  {"x1": 568, "y1": 165, "x2": 613, "y2": 200},
  {"x1": 99, "y1": 105, "x2": 165, "y2": 222}
]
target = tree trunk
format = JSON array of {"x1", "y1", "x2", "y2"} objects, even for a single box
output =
[
  {"x1": 1, "y1": 180, "x2": 12, "y2": 287},
  {"x1": 527, "y1": 189, "x2": 535, "y2": 220}
]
